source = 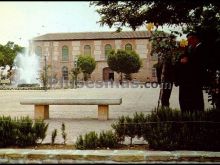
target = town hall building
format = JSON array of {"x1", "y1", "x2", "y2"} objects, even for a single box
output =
[{"x1": 30, "y1": 31, "x2": 157, "y2": 85}]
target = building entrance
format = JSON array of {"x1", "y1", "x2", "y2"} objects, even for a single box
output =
[{"x1": 103, "y1": 67, "x2": 114, "y2": 81}]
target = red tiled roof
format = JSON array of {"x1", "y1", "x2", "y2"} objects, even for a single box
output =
[{"x1": 32, "y1": 31, "x2": 150, "y2": 41}]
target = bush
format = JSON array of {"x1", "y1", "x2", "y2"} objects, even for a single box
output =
[
  {"x1": 143, "y1": 107, "x2": 220, "y2": 150},
  {"x1": 75, "y1": 130, "x2": 118, "y2": 149},
  {"x1": 99, "y1": 130, "x2": 118, "y2": 148},
  {"x1": 34, "y1": 119, "x2": 49, "y2": 144},
  {"x1": 0, "y1": 116, "x2": 17, "y2": 147},
  {"x1": 111, "y1": 116, "x2": 126, "y2": 143},
  {"x1": 51, "y1": 129, "x2": 57, "y2": 145},
  {"x1": 111, "y1": 107, "x2": 220, "y2": 151},
  {"x1": 112, "y1": 112, "x2": 146, "y2": 146},
  {"x1": 0, "y1": 86, "x2": 45, "y2": 90},
  {"x1": 0, "y1": 116, "x2": 48, "y2": 147},
  {"x1": 61, "y1": 122, "x2": 67, "y2": 144},
  {"x1": 75, "y1": 131, "x2": 98, "y2": 149},
  {"x1": 17, "y1": 83, "x2": 40, "y2": 87}
]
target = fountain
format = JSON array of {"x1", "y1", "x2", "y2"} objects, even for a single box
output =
[{"x1": 12, "y1": 49, "x2": 41, "y2": 86}]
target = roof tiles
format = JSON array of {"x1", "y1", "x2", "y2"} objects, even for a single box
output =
[{"x1": 32, "y1": 31, "x2": 150, "y2": 41}]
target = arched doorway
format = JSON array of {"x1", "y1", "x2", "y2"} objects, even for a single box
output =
[{"x1": 103, "y1": 67, "x2": 114, "y2": 81}]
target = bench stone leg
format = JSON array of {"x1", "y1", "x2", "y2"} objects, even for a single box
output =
[
  {"x1": 98, "y1": 105, "x2": 109, "y2": 120},
  {"x1": 34, "y1": 105, "x2": 49, "y2": 120}
]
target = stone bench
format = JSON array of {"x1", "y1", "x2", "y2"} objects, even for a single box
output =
[{"x1": 20, "y1": 98, "x2": 122, "y2": 120}]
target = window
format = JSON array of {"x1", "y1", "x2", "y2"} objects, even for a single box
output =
[
  {"x1": 62, "y1": 66, "x2": 69, "y2": 80},
  {"x1": 152, "y1": 67, "x2": 157, "y2": 77},
  {"x1": 62, "y1": 46, "x2": 69, "y2": 61},
  {"x1": 104, "y1": 44, "x2": 112, "y2": 59},
  {"x1": 35, "y1": 46, "x2": 42, "y2": 56},
  {"x1": 125, "y1": 43, "x2": 132, "y2": 52},
  {"x1": 84, "y1": 45, "x2": 91, "y2": 56}
]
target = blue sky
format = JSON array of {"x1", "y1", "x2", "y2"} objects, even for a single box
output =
[{"x1": 0, "y1": 1, "x2": 184, "y2": 47}]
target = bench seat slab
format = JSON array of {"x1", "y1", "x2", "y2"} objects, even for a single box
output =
[
  {"x1": 98, "y1": 105, "x2": 109, "y2": 120},
  {"x1": 35, "y1": 105, "x2": 49, "y2": 120}
]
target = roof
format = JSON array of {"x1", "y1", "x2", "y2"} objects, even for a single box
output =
[{"x1": 32, "y1": 31, "x2": 151, "y2": 41}]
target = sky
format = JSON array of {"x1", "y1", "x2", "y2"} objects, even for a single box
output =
[{"x1": 0, "y1": 1, "x2": 184, "y2": 47}]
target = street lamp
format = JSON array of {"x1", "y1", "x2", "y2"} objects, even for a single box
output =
[
  {"x1": 44, "y1": 55, "x2": 47, "y2": 92},
  {"x1": 73, "y1": 56, "x2": 78, "y2": 89}
]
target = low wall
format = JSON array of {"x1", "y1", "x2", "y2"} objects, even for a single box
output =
[{"x1": 0, "y1": 149, "x2": 220, "y2": 164}]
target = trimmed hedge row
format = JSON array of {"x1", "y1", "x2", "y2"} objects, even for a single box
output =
[
  {"x1": 17, "y1": 84, "x2": 40, "y2": 87},
  {"x1": 0, "y1": 87, "x2": 45, "y2": 90}
]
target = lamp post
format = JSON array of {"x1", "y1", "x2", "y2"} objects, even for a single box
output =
[
  {"x1": 50, "y1": 41, "x2": 53, "y2": 88},
  {"x1": 44, "y1": 55, "x2": 47, "y2": 92},
  {"x1": 74, "y1": 56, "x2": 78, "y2": 89}
]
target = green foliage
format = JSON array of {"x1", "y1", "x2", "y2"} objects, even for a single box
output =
[
  {"x1": 91, "y1": 0, "x2": 220, "y2": 110},
  {"x1": 0, "y1": 116, "x2": 17, "y2": 147},
  {"x1": 0, "y1": 86, "x2": 45, "y2": 90},
  {"x1": 107, "y1": 49, "x2": 142, "y2": 81},
  {"x1": 99, "y1": 130, "x2": 118, "y2": 148},
  {"x1": 75, "y1": 130, "x2": 118, "y2": 149},
  {"x1": 70, "y1": 67, "x2": 80, "y2": 88},
  {"x1": 16, "y1": 117, "x2": 37, "y2": 146},
  {"x1": 34, "y1": 119, "x2": 49, "y2": 144},
  {"x1": 77, "y1": 131, "x2": 99, "y2": 149},
  {"x1": 124, "y1": 74, "x2": 132, "y2": 80},
  {"x1": 133, "y1": 112, "x2": 146, "y2": 139},
  {"x1": 17, "y1": 83, "x2": 40, "y2": 87},
  {"x1": 0, "y1": 41, "x2": 24, "y2": 68},
  {"x1": 112, "y1": 113, "x2": 146, "y2": 146},
  {"x1": 84, "y1": 131, "x2": 99, "y2": 149},
  {"x1": 51, "y1": 129, "x2": 57, "y2": 145},
  {"x1": 111, "y1": 115, "x2": 126, "y2": 143},
  {"x1": 75, "y1": 135, "x2": 84, "y2": 149},
  {"x1": 0, "y1": 42, "x2": 24, "y2": 82},
  {"x1": 151, "y1": 31, "x2": 180, "y2": 62},
  {"x1": 77, "y1": 55, "x2": 96, "y2": 81},
  {"x1": 143, "y1": 107, "x2": 220, "y2": 150},
  {"x1": 124, "y1": 116, "x2": 135, "y2": 145},
  {"x1": 111, "y1": 107, "x2": 220, "y2": 150},
  {"x1": 91, "y1": 1, "x2": 220, "y2": 32},
  {"x1": 0, "y1": 116, "x2": 48, "y2": 147},
  {"x1": 39, "y1": 65, "x2": 50, "y2": 89},
  {"x1": 61, "y1": 122, "x2": 67, "y2": 144}
]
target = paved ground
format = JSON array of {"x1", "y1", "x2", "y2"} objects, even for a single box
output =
[{"x1": 0, "y1": 85, "x2": 211, "y2": 144}]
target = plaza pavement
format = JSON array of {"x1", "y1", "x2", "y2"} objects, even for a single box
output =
[{"x1": 0, "y1": 85, "x2": 211, "y2": 144}]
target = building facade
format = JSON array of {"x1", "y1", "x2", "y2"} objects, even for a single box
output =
[{"x1": 30, "y1": 31, "x2": 157, "y2": 85}]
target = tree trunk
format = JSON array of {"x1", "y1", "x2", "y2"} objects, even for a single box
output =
[
  {"x1": 160, "y1": 60, "x2": 173, "y2": 108},
  {"x1": 120, "y1": 72, "x2": 123, "y2": 85}
]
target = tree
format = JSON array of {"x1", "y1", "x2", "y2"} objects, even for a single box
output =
[
  {"x1": 107, "y1": 49, "x2": 142, "y2": 82},
  {"x1": 90, "y1": 1, "x2": 220, "y2": 31},
  {"x1": 0, "y1": 41, "x2": 24, "y2": 69},
  {"x1": 91, "y1": 0, "x2": 220, "y2": 109},
  {"x1": 70, "y1": 67, "x2": 80, "y2": 88},
  {"x1": 77, "y1": 55, "x2": 96, "y2": 81},
  {"x1": 39, "y1": 65, "x2": 50, "y2": 90},
  {"x1": 151, "y1": 31, "x2": 182, "y2": 108},
  {"x1": 0, "y1": 42, "x2": 24, "y2": 82}
]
